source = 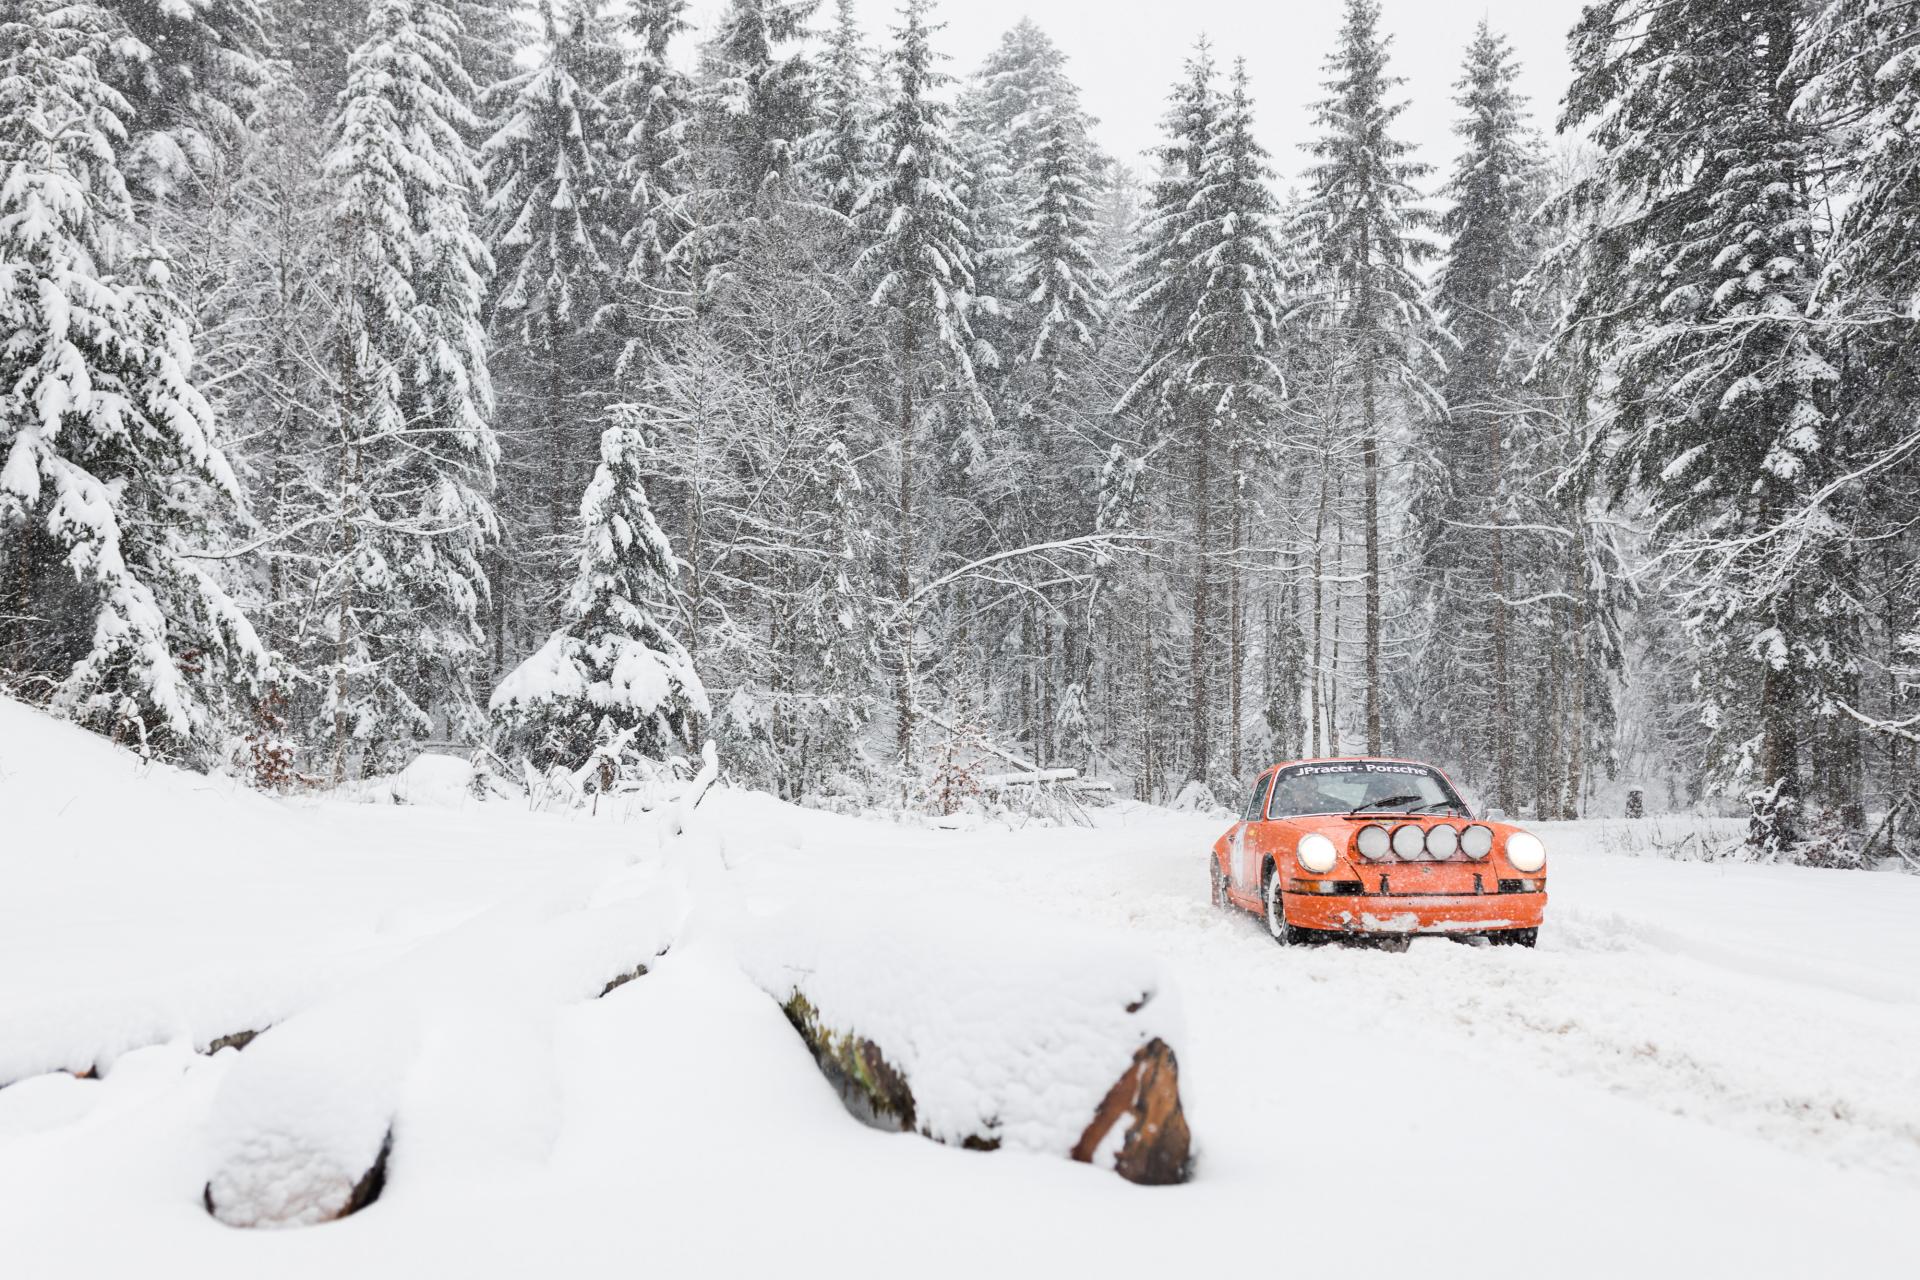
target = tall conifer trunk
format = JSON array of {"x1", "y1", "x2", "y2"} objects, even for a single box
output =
[{"x1": 1191, "y1": 410, "x2": 1211, "y2": 782}]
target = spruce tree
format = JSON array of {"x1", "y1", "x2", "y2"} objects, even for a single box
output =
[
  {"x1": 1801, "y1": 0, "x2": 1920, "y2": 836},
  {"x1": 321, "y1": 0, "x2": 499, "y2": 775},
  {"x1": 606, "y1": 0, "x2": 692, "y2": 297},
  {"x1": 1566, "y1": 0, "x2": 1851, "y2": 850},
  {"x1": 1007, "y1": 46, "x2": 1106, "y2": 406},
  {"x1": 483, "y1": 0, "x2": 625, "y2": 645},
  {"x1": 1188, "y1": 57, "x2": 1289, "y2": 778},
  {"x1": 96, "y1": 0, "x2": 268, "y2": 200},
  {"x1": 690, "y1": 0, "x2": 821, "y2": 227},
  {"x1": 857, "y1": 0, "x2": 986, "y2": 778},
  {"x1": 1117, "y1": 41, "x2": 1221, "y2": 785},
  {"x1": 1118, "y1": 44, "x2": 1218, "y2": 438},
  {"x1": 490, "y1": 422, "x2": 708, "y2": 770},
  {"x1": 1301, "y1": 0, "x2": 1438, "y2": 755},
  {"x1": 0, "y1": 0, "x2": 266, "y2": 760},
  {"x1": 484, "y1": 1, "x2": 622, "y2": 365},
  {"x1": 1419, "y1": 22, "x2": 1541, "y2": 808},
  {"x1": 457, "y1": 0, "x2": 522, "y2": 93},
  {"x1": 967, "y1": 19, "x2": 1071, "y2": 180},
  {"x1": 810, "y1": 0, "x2": 877, "y2": 218}
]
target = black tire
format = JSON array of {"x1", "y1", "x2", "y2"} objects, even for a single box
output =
[
  {"x1": 1210, "y1": 858, "x2": 1230, "y2": 910},
  {"x1": 1490, "y1": 927, "x2": 1538, "y2": 948},
  {"x1": 1262, "y1": 865, "x2": 1304, "y2": 946}
]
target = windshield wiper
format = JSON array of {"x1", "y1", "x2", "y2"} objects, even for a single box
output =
[
  {"x1": 1408, "y1": 801, "x2": 1461, "y2": 815},
  {"x1": 1348, "y1": 793, "x2": 1421, "y2": 815}
]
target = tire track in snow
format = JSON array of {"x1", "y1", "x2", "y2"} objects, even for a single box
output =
[{"x1": 1029, "y1": 836, "x2": 1920, "y2": 1189}]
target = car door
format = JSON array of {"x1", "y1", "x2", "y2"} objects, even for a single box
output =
[{"x1": 1231, "y1": 771, "x2": 1275, "y2": 895}]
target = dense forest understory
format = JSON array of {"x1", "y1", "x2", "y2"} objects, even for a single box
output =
[{"x1": 2, "y1": 0, "x2": 1917, "y2": 865}]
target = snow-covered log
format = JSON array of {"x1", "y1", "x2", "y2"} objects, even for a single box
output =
[
  {"x1": 203, "y1": 1000, "x2": 411, "y2": 1228},
  {"x1": 202, "y1": 868, "x2": 685, "y2": 1227},
  {"x1": 744, "y1": 902, "x2": 1191, "y2": 1184},
  {"x1": 980, "y1": 768, "x2": 1080, "y2": 788}
]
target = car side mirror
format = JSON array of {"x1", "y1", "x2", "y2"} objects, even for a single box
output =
[{"x1": 1485, "y1": 807, "x2": 1507, "y2": 822}]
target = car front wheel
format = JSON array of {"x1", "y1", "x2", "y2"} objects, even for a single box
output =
[
  {"x1": 1263, "y1": 866, "x2": 1304, "y2": 946},
  {"x1": 1210, "y1": 858, "x2": 1230, "y2": 910}
]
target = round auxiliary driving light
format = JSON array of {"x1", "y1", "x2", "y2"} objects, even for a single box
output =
[
  {"x1": 1356, "y1": 824, "x2": 1392, "y2": 861},
  {"x1": 1298, "y1": 832, "x2": 1339, "y2": 874},
  {"x1": 1425, "y1": 824, "x2": 1461, "y2": 860},
  {"x1": 1506, "y1": 831, "x2": 1547, "y2": 873},
  {"x1": 1391, "y1": 823, "x2": 1427, "y2": 860},
  {"x1": 1461, "y1": 824, "x2": 1495, "y2": 859}
]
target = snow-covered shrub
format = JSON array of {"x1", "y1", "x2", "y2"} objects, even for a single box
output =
[
  {"x1": 240, "y1": 690, "x2": 302, "y2": 791},
  {"x1": 491, "y1": 424, "x2": 708, "y2": 772},
  {"x1": 1169, "y1": 779, "x2": 1226, "y2": 816},
  {"x1": 922, "y1": 717, "x2": 988, "y2": 816}
]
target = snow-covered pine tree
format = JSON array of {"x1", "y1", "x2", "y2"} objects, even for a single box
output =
[
  {"x1": 1010, "y1": 83, "x2": 1106, "y2": 401},
  {"x1": 1566, "y1": 0, "x2": 1855, "y2": 851},
  {"x1": 1301, "y1": 0, "x2": 1439, "y2": 756},
  {"x1": 263, "y1": 0, "x2": 369, "y2": 109},
  {"x1": 1188, "y1": 57, "x2": 1289, "y2": 781},
  {"x1": 1800, "y1": 0, "x2": 1920, "y2": 839},
  {"x1": 320, "y1": 0, "x2": 499, "y2": 776},
  {"x1": 857, "y1": 0, "x2": 988, "y2": 780},
  {"x1": 457, "y1": 0, "x2": 522, "y2": 95},
  {"x1": 483, "y1": 0, "x2": 626, "y2": 651},
  {"x1": 490, "y1": 421, "x2": 707, "y2": 771},
  {"x1": 1416, "y1": 21, "x2": 1542, "y2": 809},
  {"x1": 809, "y1": 0, "x2": 877, "y2": 218},
  {"x1": 156, "y1": 55, "x2": 336, "y2": 704},
  {"x1": 995, "y1": 33, "x2": 1108, "y2": 768},
  {"x1": 966, "y1": 19, "x2": 1070, "y2": 181},
  {"x1": 1117, "y1": 41, "x2": 1220, "y2": 787},
  {"x1": 0, "y1": 0, "x2": 267, "y2": 761},
  {"x1": 689, "y1": 0, "x2": 821, "y2": 234},
  {"x1": 948, "y1": 91, "x2": 1014, "y2": 473},
  {"x1": 1116, "y1": 42, "x2": 1218, "y2": 440},
  {"x1": 604, "y1": 0, "x2": 692, "y2": 314},
  {"x1": 95, "y1": 0, "x2": 268, "y2": 201}
]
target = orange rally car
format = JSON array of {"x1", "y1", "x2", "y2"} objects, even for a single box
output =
[{"x1": 1210, "y1": 757, "x2": 1547, "y2": 946}]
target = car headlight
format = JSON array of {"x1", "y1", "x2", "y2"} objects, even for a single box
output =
[
  {"x1": 1505, "y1": 831, "x2": 1546, "y2": 873},
  {"x1": 1425, "y1": 824, "x2": 1460, "y2": 859},
  {"x1": 1355, "y1": 823, "x2": 1392, "y2": 861},
  {"x1": 1297, "y1": 832, "x2": 1338, "y2": 874},
  {"x1": 1461, "y1": 824, "x2": 1494, "y2": 859},
  {"x1": 1391, "y1": 823, "x2": 1426, "y2": 860}
]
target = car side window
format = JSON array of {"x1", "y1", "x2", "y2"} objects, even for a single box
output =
[{"x1": 1245, "y1": 772, "x2": 1274, "y2": 822}]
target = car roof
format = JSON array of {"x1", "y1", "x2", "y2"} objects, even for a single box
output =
[{"x1": 1265, "y1": 756, "x2": 1437, "y2": 772}]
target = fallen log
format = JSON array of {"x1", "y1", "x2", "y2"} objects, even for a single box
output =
[{"x1": 750, "y1": 904, "x2": 1192, "y2": 1185}]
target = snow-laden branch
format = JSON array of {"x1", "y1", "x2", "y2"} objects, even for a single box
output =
[
  {"x1": 894, "y1": 533, "x2": 1159, "y2": 615},
  {"x1": 1835, "y1": 701, "x2": 1920, "y2": 746}
]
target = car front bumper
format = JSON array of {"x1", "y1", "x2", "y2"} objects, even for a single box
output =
[{"x1": 1284, "y1": 890, "x2": 1547, "y2": 936}]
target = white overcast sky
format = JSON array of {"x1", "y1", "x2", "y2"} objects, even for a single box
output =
[{"x1": 684, "y1": 0, "x2": 1590, "y2": 187}]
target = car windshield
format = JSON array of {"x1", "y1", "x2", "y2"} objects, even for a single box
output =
[{"x1": 1265, "y1": 761, "x2": 1465, "y2": 818}]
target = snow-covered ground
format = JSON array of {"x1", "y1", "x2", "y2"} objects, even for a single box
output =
[{"x1": 3, "y1": 697, "x2": 1918, "y2": 1277}]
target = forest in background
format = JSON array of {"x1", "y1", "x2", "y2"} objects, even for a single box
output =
[{"x1": 2, "y1": 0, "x2": 1917, "y2": 865}]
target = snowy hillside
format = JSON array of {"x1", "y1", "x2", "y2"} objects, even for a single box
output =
[{"x1": 3, "y1": 698, "x2": 1917, "y2": 1277}]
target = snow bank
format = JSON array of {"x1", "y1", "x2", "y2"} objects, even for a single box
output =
[
  {"x1": 739, "y1": 893, "x2": 1185, "y2": 1174},
  {"x1": 199, "y1": 870, "x2": 685, "y2": 1227},
  {"x1": 0, "y1": 695, "x2": 685, "y2": 1087}
]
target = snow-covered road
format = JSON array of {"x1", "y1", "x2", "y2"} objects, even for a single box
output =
[{"x1": 3, "y1": 700, "x2": 1917, "y2": 1277}]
